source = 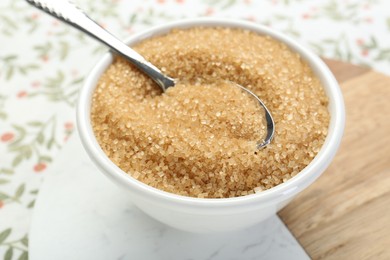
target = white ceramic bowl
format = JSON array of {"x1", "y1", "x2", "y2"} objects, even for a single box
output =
[{"x1": 77, "y1": 18, "x2": 345, "y2": 233}]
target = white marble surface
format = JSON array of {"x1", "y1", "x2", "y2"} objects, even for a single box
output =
[{"x1": 29, "y1": 134, "x2": 309, "y2": 260}]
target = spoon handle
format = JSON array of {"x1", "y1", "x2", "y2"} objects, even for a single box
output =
[{"x1": 25, "y1": 0, "x2": 175, "y2": 91}]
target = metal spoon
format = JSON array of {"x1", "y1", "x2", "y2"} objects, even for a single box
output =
[{"x1": 26, "y1": 0, "x2": 274, "y2": 149}]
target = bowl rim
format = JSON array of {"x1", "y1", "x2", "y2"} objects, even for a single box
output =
[{"x1": 77, "y1": 17, "x2": 345, "y2": 209}]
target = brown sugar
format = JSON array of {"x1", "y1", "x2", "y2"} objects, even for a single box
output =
[{"x1": 91, "y1": 27, "x2": 330, "y2": 198}]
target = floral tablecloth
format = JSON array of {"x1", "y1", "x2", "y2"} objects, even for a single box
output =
[{"x1": 1, "y1": 0, "x2": 389, "y2": 259}]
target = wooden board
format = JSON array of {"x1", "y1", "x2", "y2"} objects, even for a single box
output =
[{"x1": 278, "y1": 59, "x2": 390, "y2": 259}]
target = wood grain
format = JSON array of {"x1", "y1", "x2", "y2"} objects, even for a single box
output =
[{"x1": 279, "y1": 59, "x2": 390, "y2": 260}]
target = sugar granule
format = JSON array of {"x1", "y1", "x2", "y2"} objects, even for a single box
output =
[{"x1": 91, "y1": 27, "x2": 330, "y2": 198}]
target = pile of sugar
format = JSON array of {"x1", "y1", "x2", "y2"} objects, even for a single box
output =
[{"x1": 91, "y1": 27, "x2": 330, "y2": 198}]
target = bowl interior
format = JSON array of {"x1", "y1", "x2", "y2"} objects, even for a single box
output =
[{"x1": 77, "y1": 18, "x2": 345, "y2": 208}]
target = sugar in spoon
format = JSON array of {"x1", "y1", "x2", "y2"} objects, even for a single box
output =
[{"x1": 25, "y1": 0, "x2": 275, "y2": 149}]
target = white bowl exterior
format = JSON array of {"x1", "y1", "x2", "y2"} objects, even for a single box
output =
[
  {"x1": 131, "y1": 196, "x2": 295, "y2": 232},
  {"x1": 77, "y1": 18, "x2": 345, "y2": 233}
]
